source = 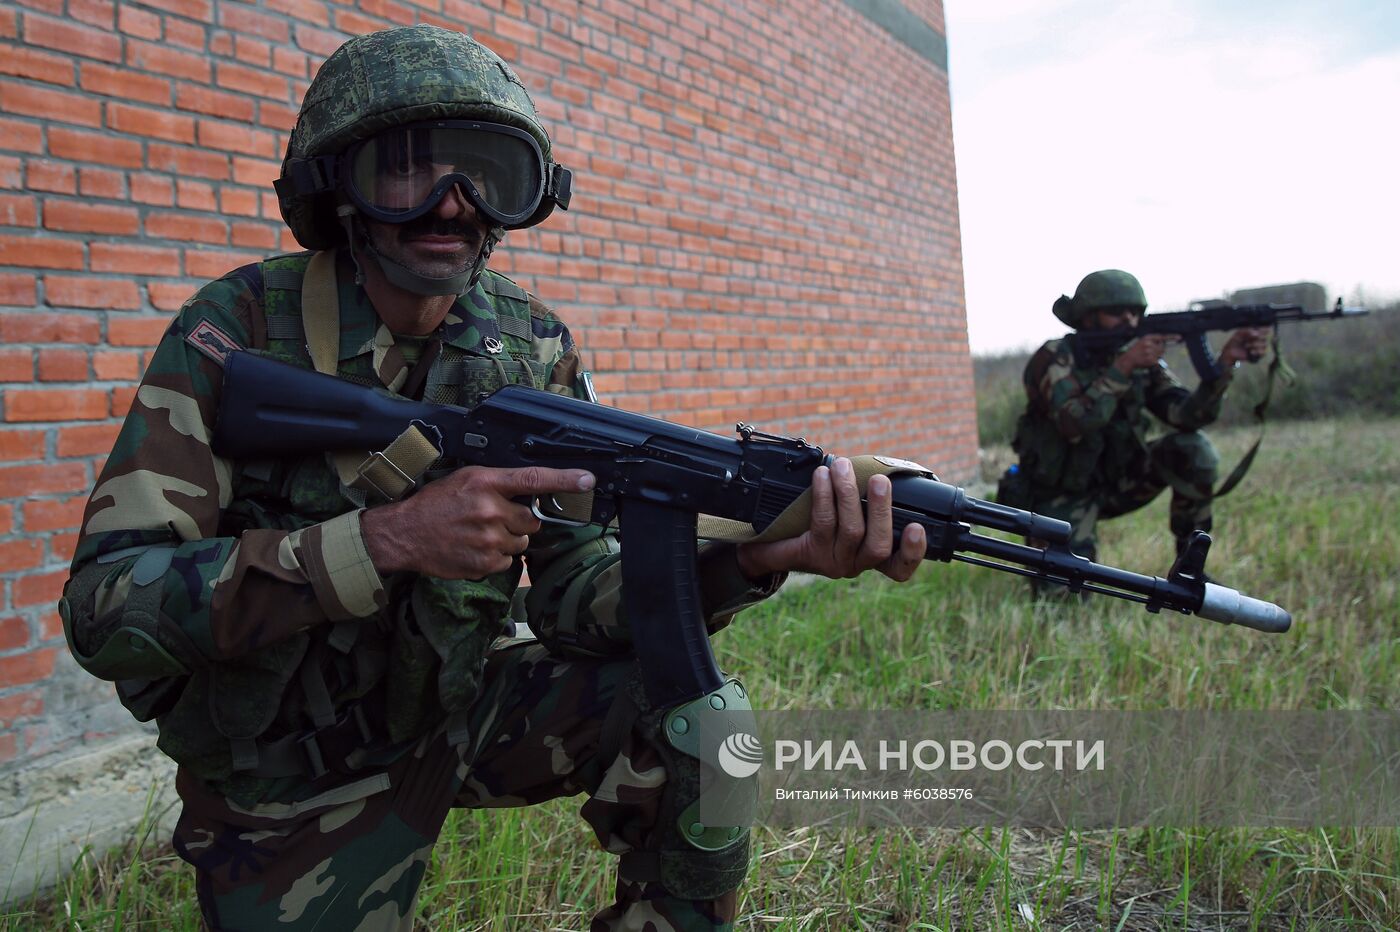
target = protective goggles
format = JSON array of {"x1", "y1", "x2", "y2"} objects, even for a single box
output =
[
  {"x1": 346, "y1": 120, "x2": 572, "y2": 228},
  {"x1": 279, "y1": 120, "x2": 571, "y2": 230}
]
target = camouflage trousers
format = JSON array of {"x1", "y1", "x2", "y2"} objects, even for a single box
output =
[
  {"x1": 171, "y1": 641, "x2": 741, "y2": 931},
  {"x1": 1031, "y1": 430, "x2": 1219, "y2": 563}
]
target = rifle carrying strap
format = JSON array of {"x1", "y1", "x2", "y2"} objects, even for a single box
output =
[
  {"x1": 1213, "y1": 328, "x2": 1295, "y2": 498},
  {"x1": 301, "y1": 249, "x2": 442, "y2": 501}
]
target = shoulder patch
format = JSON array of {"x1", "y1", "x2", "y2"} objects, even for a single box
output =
[{"x1": 185, "y1": 320, "x2": 242, "y2": 367}]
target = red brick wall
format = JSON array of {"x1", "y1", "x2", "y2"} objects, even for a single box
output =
[{"x1": 0, "y1": 0, "x2": 973, "y2": 769}]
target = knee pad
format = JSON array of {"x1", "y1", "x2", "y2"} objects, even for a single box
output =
[{"x1": 623, "y1": 678, "x2": 757, "y2": 900}]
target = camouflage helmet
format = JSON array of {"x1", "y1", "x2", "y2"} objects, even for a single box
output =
[
  {"x1": 277, "y1": 25, "x2": 558, "y2": 250},
  {"x1": 1052, "y1": 269, "x2": 1148, "y2": 328}
]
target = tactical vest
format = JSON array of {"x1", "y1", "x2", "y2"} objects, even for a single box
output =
[
  {"x1": 153, "y1": 253, "x2": 563, "y2": 800},
  {"x1": 1012, "y1": 341, "x2": 1152, "y2": 496}
]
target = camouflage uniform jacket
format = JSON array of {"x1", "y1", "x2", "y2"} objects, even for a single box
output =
[
  {"x1": 61, "y1": 251, "x2": 779, "y2": 806},
  {"x1": 1013, "y1": 335, "x2": 1234, "y2": 494}
]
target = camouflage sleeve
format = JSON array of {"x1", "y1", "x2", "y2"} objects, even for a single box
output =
[
  {"x1": 1027, "y1": 341, "x2": 1135, "y2": 442},
  {"x1": 63, "y1": 274, "x2": 387, "y2": 677},
  {"x1": 1144, "y1": 361, "x2": 1233, "y2": 430},
  {"x1": 519, "y1": 323, "x2": 785, "y2": 658}
]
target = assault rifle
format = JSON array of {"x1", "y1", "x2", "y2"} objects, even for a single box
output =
[
  {"x1": 212, "y1": 351, "x2": 1290, "y2": 709},
  {"x1": 1070, "y1": 297, "x2": 1368, "y2": 379}
]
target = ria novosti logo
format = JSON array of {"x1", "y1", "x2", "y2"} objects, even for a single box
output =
[{"x1": 716, "y1": 732, "x2": 764, "y2": 778}]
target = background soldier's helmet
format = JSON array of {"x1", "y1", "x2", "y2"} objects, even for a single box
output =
[
  {"x1": 277, "y1": 24, "x2": 560, "y2": 251},
  {"x1": 1053, "y1": 269, "x2": 1148, "y2": 328}
]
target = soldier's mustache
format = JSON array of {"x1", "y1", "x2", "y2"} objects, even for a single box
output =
[{"x1": 397, "y1": 218, "x2": 480, "y2": 242}]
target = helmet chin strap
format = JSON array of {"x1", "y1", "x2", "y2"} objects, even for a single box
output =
[{"x1": 335, "y1": 204, "x2": 503, "y2": 297}]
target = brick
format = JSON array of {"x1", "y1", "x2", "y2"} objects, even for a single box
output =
[
  {"x1": 44, "y1": 275, "x2": 142, "y2": 310},
  {"x1": 126, "y1": 39, "x2": 211, "y2": 82},
  {"x1": 197, "y1": 120, "x2": 277, "y2": 157},
  {"x1": 0, "y1": 117, "x2": 43, "y2": 155},
  {"x1": 80, "y1": 62, "x2": 171, "y2": 106},
  {"x1": 0, "y1": 733, "x2": 16, "y2": 766},
  {"x1": 231, "y1": 155, "x2": 280, "y2": 188},
  {"x1": 139, "y1": 0, "x2": 213, "y2": 19},
  {"x1": 117, "y1": 4, "x2": 162, "y2": 40},
  {"x1": 48, "y1": 127, "x2": 143, "y2": 168},
  {"x1": 24, "y1": 12, "x2": 122, "y2": 61},
  {"x1": 38, "y1": 608, "x2": 63, "y2": 641},
  {"x1": 56, "y1": 422, "x2": 120, "y2": 457},
  {"x1": 175, "y1": 179, "x2": 218, "y2": 211},
  {"x1": 50, "y1": 530, "x2": 77, "y2": 563},
  {"x1": 130, "y1": 172, "x2": 175, "y2": 205},
  {"x1": 107, "y1": 102, "x2": 197, "y2": 144},
  {"x1": 233, "y1": 35, "x2": 272, "y2": 68},
  {"x1": 5, "y1": 388, "x2": 109, "y2": 421},
  {"x1": 78, "y1": 167, "x2": 125, "y2": 199},
  {"x1": 0, "y1": 80, "x2": 103, "y2": 127},
  {"x1": 219, "y1": 186, "x2": 260, "y2": 217},
  {"x1": 215, "y1": 61, "x2": 289, "y2": 100},
  {"x1": 0, "y1": 274, "x2": 36, "y2": 305},
  {"x1": 93, "y1": 349, "x2": 141, "y2": 379},
  {"x1": 0, "y1": 650, "x2": 58, "y2": 688},
  {"x1": 0, "y1": 312, "x2": 98, "y2": 343},
  {"x1": 0, "y1": 503, "x2": 10, "y2": 533},
  {"x1": 0, "y1": 155, "x2": 17, "y2": 188},
  {"x1": 90, "y1": 243, "x2": 181, "y2": 276},
  {"x1": 26, "y1": 160, "x2": 76, "y2": 194},
  {"x1": 231, "y1": 221, "x2": 276, "y2": 249},
  {"x1": 147, "y1": 281, "x2": 195, "y2": 311},
  {"x1": 175, "y1": 83, "x2": 256, "y2": 122},
  {"x1": 0, "y1": 44, "x2": 74, "y2": 85},
  {"x1": 269, "y1": 0, "x2": 328, "y2": 25},
  {"x1": 36, "y1": 348, "x2": 88, "y2": 381},
  {"x1": 111, "y1": 384, "x2": 137, "y2": 416},
  {"x1": 43, "y1": 200, "x2": 139, "y2": 236},
  {"x1": 0, "y1": 429, "x2": 42, "y2": 459},
  {"x1": 208, "y1": 30, "x2": 232, "y2": 57},
  {"x1": 0, "y1": 688, "x2": 43, "y2": 727},
  {"x1": 220, "y1": 3, "x2": 290, "y2": 42},
  {"x1": 0, "y1": 235, "x2": 84, "y2": 270},
  {"x1": 0, "y1": 463, "x2": 88, "y2": 498},
  {"x1": 23, "y1": 495, "x2": 87, "y2": 533},
  {"x1": 272, "y1": 45, "x2": 307, "y2": 79},
  {"x1": 0, "y1": 193, "x2": 36, "y2": 226},
  {"x1": 0, "y1": 538, "x2": 42, "y2": 573},
  {"x1": 148, "y1": 143, "x2": 230, "y2": 180},
  {"x1": 184, "y1": 249, "x2": 260, "y2": 280},
  {"x1": 258, "y1": 101, "x2": 299, "y2": 132},
  {"x1": 165, "y1": 18, "x2": 205, "y2": 50},
  {"x1": 145, "y1": 211, "x2": 227, "y2": 245},
  {"x1": 108, "y1": 316, "x2": 171, "y2": 346},
  {"x1": 0, "y1": 348, "x2": 31, "y2": 381}
]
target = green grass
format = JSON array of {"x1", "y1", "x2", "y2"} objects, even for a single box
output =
[{"x1": 5, "y1": 418, "x2": 1398, "y2": 929}]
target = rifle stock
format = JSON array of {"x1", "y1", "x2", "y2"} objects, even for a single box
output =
[{"x1": 212, "y1": 351, "x2": 1291, "y2": 707}]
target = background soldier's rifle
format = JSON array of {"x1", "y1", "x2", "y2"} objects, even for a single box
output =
[
  {"x1": 212, "y1": 351, "x2": 1291, "y2": 710},
  {"x1": 1069, "y1": 297, "x2": 1368, "y2": 379}
]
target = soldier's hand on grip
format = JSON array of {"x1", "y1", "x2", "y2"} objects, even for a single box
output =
[{"x1": 362, "y1": 466, "x2": 596, "y2": 579}]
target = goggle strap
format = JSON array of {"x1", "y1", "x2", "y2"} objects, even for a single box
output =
[
  {"x1": 278, "y1": 155, "x2": 339, "y2": 199},
  {"x1": 547, "y1": 164, "x2": 573, "y2": 212}
]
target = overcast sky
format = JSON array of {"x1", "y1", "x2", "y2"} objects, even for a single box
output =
[{"x1": 944, "y1": 0, "x2": 1400, "y2": 355}]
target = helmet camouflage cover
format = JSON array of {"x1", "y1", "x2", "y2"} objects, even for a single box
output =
[
  {"x1": 279, "y1": 25, "x2": 553, "y2": 249},
  {"x1": 1053, "y1": 269, "x2": 1148, "y2": 328}
]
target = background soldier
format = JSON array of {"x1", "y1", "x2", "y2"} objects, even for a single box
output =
[
  {"x1": 58, "y1": 26, "x2": 925, "y2": 931},
  {"x1": 1000, "y1": 269, "x2": 1269, "y2": 566}
]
